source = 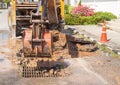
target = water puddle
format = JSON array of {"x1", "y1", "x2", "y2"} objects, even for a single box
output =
[
  {"x1": 0, "y1": 54, "x2": 12, "y2": 72},
  {"x1": 0, "y1": 56, "x2": 4, "y2": 62}
]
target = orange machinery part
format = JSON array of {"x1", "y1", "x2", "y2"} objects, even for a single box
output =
[{"x1": 23, "y1": 29, "x2": 52, "y2": 57}]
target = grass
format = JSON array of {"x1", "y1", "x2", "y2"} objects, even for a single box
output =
[{"x1": 96, "y1": 43, "x2": 120, "y2": 59}]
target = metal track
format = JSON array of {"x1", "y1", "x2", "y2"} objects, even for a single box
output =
[
  {"x1": 18, "y1": 57, "x2": 69, "y2": 78},
  {"x1": 21, "y1": 66, "x2": 66, "y2": 77}
]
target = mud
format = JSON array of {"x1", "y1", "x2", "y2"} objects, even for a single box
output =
[
  {"x1": 0, "y1": 54, "x2": 13, "y2": 73},
  {"x1": 0, "y1": 30, "x2": 100, "y2": 78}
]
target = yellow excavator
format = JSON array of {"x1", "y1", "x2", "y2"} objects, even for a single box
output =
[
  {"x1": 8, "y1": 0, "x2": 65, "y2": 57},
  {"x1": 8, "y1": 0, "x2": 97, "y2": 77},
  {"x1": 8, "y1": 0, "x2": 70, "y2": 77}
]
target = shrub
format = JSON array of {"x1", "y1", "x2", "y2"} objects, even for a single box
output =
[
  {"x1": 65, "y1": 12, "x2": 117, "y2": 25},
  {"x1": 71, "y1": 5, "x2": 94, "y2": 17},
  {"x1": 78, "y1": 0, "x2": 82, "y2": 6},
  {"x1": 93, "y1": 12, "x2": 117, "y2": 21},
  {"x1": 0, "y1": 0, "x2": 11, "y2": 4},
  {"x1": 65, "y1": 4, "x2": 72, "y2": 14}
]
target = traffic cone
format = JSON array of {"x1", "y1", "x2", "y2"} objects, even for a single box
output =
[{"x1": 100, "y1": 21, "x2": 108, "y2": 43}]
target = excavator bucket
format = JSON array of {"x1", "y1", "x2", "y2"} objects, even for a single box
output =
[
  {"x1": 23, "y1": 29, "x2": 32, "y2": 55},
  {"x1": 43, "y1": 31, "x2": 52, "y2": 55},
  {"x1": 23, "y1": 29, "x2": 52, "y2": 57}
]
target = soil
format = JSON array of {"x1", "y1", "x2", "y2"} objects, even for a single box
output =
[{"x1": 0, "y1": 31, "x2": 120, "y2": 85}]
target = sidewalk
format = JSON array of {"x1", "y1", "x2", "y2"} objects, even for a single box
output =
[
  {"x1": 67, "y1": 24, "x2": 120, "y2": 55},
  {"x1": 106, "y1": 19, "x2": 120, "y2": 33}
]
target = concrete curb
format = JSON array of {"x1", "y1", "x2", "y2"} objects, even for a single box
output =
[{"x1": 97, "y1": 23, "x2": 120, "y2": 55}]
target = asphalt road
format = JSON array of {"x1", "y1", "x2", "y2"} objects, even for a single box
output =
[{"x1": 0, "y1": 50, "x2": 120, "y2": 85}]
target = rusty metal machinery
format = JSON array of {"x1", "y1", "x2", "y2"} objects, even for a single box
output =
[
  {"x1": 9, "y1": 0, "x2": 98, "y2": 78},
  {"x1": 9, "y1": 0, "x2": 70, "y2": 77},
  {"x1": 9, "y1": 0, "x2": 65, "y2": 36},
  {"x1": 8, "y1": 0, "x2": 65, "y2": 57},
  {"x1": 22, "y1": 0, "x2": 65, "y2": 57}
]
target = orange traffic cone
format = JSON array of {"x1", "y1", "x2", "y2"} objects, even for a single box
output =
[{"x1": 100, "y1": 21, "x2": 108, "y2": 43}]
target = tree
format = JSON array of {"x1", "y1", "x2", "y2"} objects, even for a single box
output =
[
  {"x1": 0, "y1": 0, "x2": 11, "y2": 3},
  {"x1": 4, "y1": 0, "x2": 11, "y2": 3},
  {"x1": 0, "y1": 0, "x2": 3, "y2": 2}
]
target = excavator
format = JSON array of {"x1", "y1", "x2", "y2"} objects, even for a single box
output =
[
  {"x1": 9, "y1": 0, "x2": 65, "y2": 54},
  {"x1": 8, "y1": 0, "x2": 98, "y2": 77},
  {"x1": 8, "y1": 0, "x2": 70, "y2": 77}
]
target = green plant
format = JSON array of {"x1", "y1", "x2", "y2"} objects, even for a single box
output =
[
  {"x1": 65, "y1": 4, "x2": 72, "y2": 14},
  {"x1": 65, "y1": 12, "x2": 117, "y2": 25},
  {"x1": 96, "y1": 43, "x2": 120, "y2": 58},
  {"x1": 78, "y1": 0, "x2": 82, "y2": 6},
  {"x1": 94, "y1": 12, "x2": 117, "y2": 21},
  {"x1": 71, "y1": 5, "x2": 94, "y2": 17},
  {"x1": 4, "y1": 0, "x2": 11, "y2": 3},
  {"x1": 0, "y1": 0, "x2": 11, "y2": 4}
]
